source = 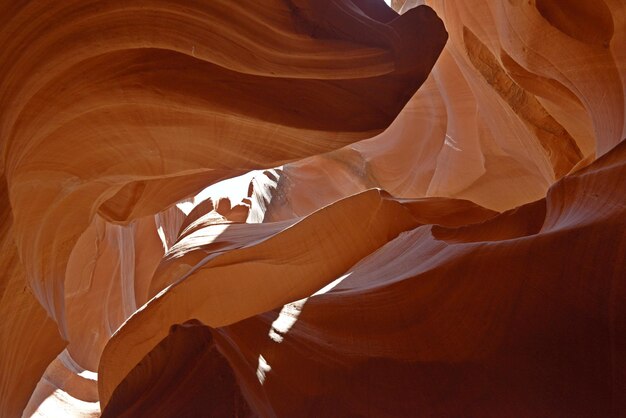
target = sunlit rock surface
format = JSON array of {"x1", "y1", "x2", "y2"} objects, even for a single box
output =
[{"x1": 0, "y1": 0, "x2": 624, "y2": 416}]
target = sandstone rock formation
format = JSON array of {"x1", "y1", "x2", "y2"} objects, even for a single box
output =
[{"x1": 0, "y1": 0, "x2": 624, "y2": 417}]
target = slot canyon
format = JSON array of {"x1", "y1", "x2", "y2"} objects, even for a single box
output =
[{"x1": 0, "y1": 0, "x2": 625, "y2": 416}]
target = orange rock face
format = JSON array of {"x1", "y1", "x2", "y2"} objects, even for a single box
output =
[{"x1": 0, "y1": 0, "x2": 624, "y2": 417}]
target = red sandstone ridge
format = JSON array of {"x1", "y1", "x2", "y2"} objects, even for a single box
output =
[{"x1": 0, "y1": 0, "x2": 624, "y2": 417}]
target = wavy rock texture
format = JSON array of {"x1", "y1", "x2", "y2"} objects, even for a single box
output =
[{"x1": 0, "y1": 0, "x2": 624, "y2": 417}]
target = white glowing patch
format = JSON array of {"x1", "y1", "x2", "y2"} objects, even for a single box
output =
[
  {"x1": 176, "y1": 201, "x2": 195, "y2": 215},
  {"x1": 268, "y1": 299, "x2": 307, "y2": 343},
  {"x1": 187, "y1": 172, "x2": 256, "y2": 211},
  {"x1": 267, "y1": 273, "x2": 351, "y2": 345},
  {"x1": 444, "y1": 134, "x2": 462, "y2": 151},
  {"x1": 156, "y1": 224, "x2": 169, "y2": 252},
  {"x1": 29, "y1": 389, "x2": 100, "y2": 418},
  {"x1": 77, "y1": 370, "x2": 98, "y2": 381},
  {"x1": 312, "y1": 272, "x2": 352, "y2": 296},
  {"x1": 256, "y1": 355, "x2": 272, "y2": 384}
]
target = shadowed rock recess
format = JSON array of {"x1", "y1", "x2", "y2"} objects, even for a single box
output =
[{"x1": 0, "y1": 0, "x2": 624, "y2": 417}]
